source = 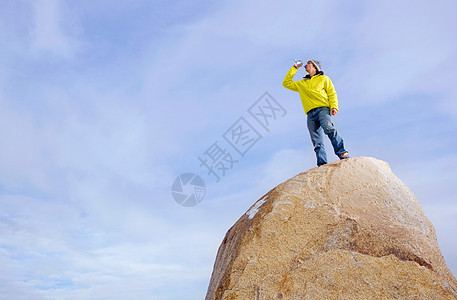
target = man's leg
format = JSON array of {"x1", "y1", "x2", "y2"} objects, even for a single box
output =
[
  {"x1": 307, "y1": 112, "x2": 327, "y2": 166},
  {"x1": 317, "y1": 108, "x2": 347, "y2": 157}
]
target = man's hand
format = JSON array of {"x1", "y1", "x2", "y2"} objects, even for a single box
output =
[
  {"x1": 293, "y1": 61, "x2": 303, "y2": 69},
  {"x1": 331, "y1": 108, "x2": 338, "y2": 116}
]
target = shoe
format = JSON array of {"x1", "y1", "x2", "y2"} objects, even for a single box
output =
[{"x1": 339, "y1": 152, "x2": 350, "y2": 160}]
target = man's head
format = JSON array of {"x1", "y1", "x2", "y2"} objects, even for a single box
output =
[{"x1": 305, "y1": 59, "x2": 322, "y2": 74}]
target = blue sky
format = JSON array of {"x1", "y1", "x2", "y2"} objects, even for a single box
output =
[{"x1": 1, "y1": 0, "x2": 456, "y2": 299}]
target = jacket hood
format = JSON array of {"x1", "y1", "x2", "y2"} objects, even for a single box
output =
[{"x1": 304, "y1": 71, "x2": 324, "y2": 79}]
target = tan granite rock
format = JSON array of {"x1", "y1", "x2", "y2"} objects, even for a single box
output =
[{"x1": 206, "y1": 157, "x2": 457, "y2": 299}]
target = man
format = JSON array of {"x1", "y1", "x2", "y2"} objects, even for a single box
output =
[{"x1": 283, "y1": 59, "x2": 349, "y2": 166}]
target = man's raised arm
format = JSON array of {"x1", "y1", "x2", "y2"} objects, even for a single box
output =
[{"x1": 282, "y1": 66, "x2": 299, "y2": 91}]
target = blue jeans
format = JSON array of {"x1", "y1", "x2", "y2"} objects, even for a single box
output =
[{"x1": 307, "y1": 107, "x2": 346, "y2": 166}]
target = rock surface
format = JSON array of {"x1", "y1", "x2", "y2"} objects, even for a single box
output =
[{"x1": 206, "y1": 157, "x2": 457, "y2": 299}]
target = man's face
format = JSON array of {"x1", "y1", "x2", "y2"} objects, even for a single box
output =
[{"x1": 305, "y1": 61, "x2": 315, "y2": 73}]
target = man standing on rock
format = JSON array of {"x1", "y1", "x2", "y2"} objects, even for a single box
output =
[{"x1": 283, "y1": 59, "x2": 349, "y2": 166}]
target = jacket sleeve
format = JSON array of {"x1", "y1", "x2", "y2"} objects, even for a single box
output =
[
  {"x1": 282, "y1": 67, "x2": 299, "y2": 91},
  {"x1": 324, "y1": 76, "x2": 338, "y2": 111}
]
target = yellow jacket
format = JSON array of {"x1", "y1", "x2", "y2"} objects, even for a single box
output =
[{"x1": 282, "y1": 66, "x2": 338, "y2": 115}]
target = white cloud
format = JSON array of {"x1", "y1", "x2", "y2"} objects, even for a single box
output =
[
  {"x1": 336, "y1": 1, "x2": 457, "y2": 107},
  {"x1": 0, "y1": 104, "x2": 54, "y2": 190},
  {"x1": 0, "y1": 190, "x2": 214, "y2": 299},
  {"x1": 31, "y1": 0, "x2": 81, "y2": 57}
]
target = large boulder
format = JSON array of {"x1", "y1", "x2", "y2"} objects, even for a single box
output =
[{"x1": 206, "y1": 157, "x2": 457, "y2": 299}]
